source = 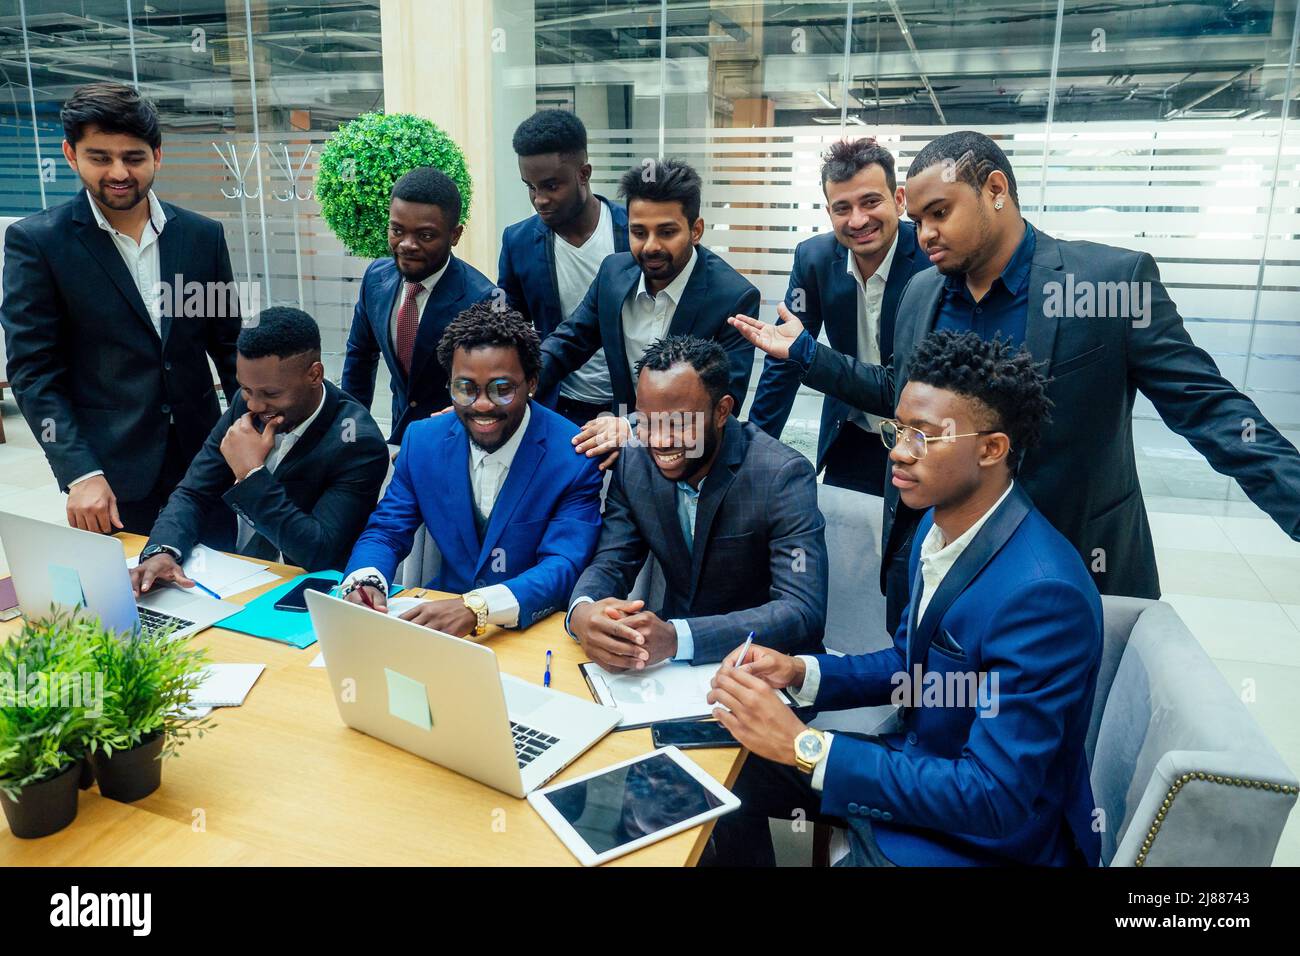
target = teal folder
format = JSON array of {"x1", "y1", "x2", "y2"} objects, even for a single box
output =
[{"x1": 217, "y1": 572, "x2": 407, "y2": 649}]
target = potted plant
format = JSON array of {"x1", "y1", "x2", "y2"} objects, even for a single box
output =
[
  {"x1": 86, "y1": 622, "x2": 213, "y2": 803},
  {"x1": 316, "y1": 111, "x2": 473, "y2": 258},
  {"x1": 0, "y1": 611, "x2": 103, "y2": 838}
]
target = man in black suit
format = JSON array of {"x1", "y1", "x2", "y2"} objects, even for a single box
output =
[
  {"x1": 731, "y1": 130, "x2": 1300, "y2": 634},
  {"x1": 537, "y1": 159, "x2": 759, "y2": 472},
  {"x1": 0, "y1": 82, "x2": 241, "y2": 534},
  {"x1": 130, "y1": 307, "x2": 389, "y2": 591},
  {"x1": 566, "y1": 336, "x2": 826, "y2": 668},
  {"x1": 745, "y1": 138, "x2": 930, "y2": 496}
]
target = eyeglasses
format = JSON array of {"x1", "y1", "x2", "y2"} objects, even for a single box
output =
[
  {"x1": 449, "y1": 378, "x2": 520, "y2": 408},
  {"x1": 879, "y1": 419, "x2": 998, "y2": 460}
]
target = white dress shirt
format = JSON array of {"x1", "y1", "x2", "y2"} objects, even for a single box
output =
[
  {"x1": 234, "y1": 386, "x2": 328, "y2": 555},
  {"x1": 791, "y1": 481, "x2": 1016, "y2": 791},
  {"x1": 71, "y1": 190, "x2": 168, "y2": 489},
  {"x1": 388, "y1": 255, "x2": 450, "y2": 351},
  {"x1": 620, "y1": 246, "x2": 698, "y2": 383},
  {"x1": 844, "y1": 234, "x2": 897, "y2": 434},
  {"x1": 341, "y1": 406, "x2": 530, "y2": 627}
]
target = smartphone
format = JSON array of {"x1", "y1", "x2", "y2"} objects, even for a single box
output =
[
  {"x1": 650, "y1": 720, "x2": 739, "y2": 750},
  {"x1": 274, "y1": 577, "x2": 337, "y2": 612}
]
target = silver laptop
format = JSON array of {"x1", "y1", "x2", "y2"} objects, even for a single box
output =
[
  {"x1": 306, "y1": 590, "x2": 620, "y2": 798},
  {"x1": 0, "y1": 511, "x2": 240, "y2": 640}
]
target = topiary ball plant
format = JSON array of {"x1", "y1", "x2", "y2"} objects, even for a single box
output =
[{"x1": 316, "y1": 111, "x2": 473, "y2": 259}]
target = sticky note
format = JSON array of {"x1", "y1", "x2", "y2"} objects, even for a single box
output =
[
  {"x1": 49, "y1": 565, "x2": 85, "y2": 608},
  {"x1": 384, "y1": 667, "x2": 432, "y2": 731}
]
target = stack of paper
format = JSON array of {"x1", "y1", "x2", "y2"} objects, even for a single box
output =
[{"x1": 127, "y1": 544, "x2": 279, "y2": 598}]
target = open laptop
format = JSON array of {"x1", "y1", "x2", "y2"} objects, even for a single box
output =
[
  {"x1": 306, "y1": 590, "x2": 620, "y2": 798},
  {"x1": 0, "y1": 511, "x2": 240, "y2": 639}
]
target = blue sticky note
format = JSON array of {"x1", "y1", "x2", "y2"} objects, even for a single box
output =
[
  {"x1": 384, "y1": 667, "x2": 432, "y2": 731},
  {"x1": 49, "y1": 564, "x2": 85, "y2": 608}
]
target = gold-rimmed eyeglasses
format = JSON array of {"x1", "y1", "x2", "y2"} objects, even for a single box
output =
[{"x1": 879, "y1": 419, "x2": 998, "y2": 460}]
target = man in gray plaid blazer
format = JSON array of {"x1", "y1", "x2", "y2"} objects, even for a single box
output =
[{"x1": 566, "y1": 336, "x2": 827, "y2": 668}]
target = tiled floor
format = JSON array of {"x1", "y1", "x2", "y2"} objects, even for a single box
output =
[{"x1": 1, "y1": 390, "x2": 1297, "y2": 866}]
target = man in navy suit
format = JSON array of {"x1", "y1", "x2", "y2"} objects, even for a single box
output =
[
  {"x1": 340, "y1": 302, "x2": 603, "y2": 638},
  {"x1": 745, "y1": 138, "x2": 930, "y2": 496},
  {"x1": 537, "y1": 159, "x2": 759, "y2": 472},
  {"x1": 341, "y1": 167, "x2": 496, "y2": 446},
  {"x1": 1, "y1": 82, "x2": 240, "y2": 535},
  {"x1": 705, "y1": 330, "x2": 1103, "y2": 867},
  {"x1": 497, "y1": 109, "x2": 629, "y2": 426}
]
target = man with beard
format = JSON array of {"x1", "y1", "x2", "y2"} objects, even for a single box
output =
[
  {"x1": 537, "y1": 159, "x2": 758, "y2": 472},
  {"x1": 340, "y1": 302, "x2": 603, "y2": 637},
  {"x1": 341, "y1": 166, "x2": 496, "y2": 446},
  {"x1": 497, "y1": 109, "x2": 629, "y2": 425},
  {"x1": 1, "y1": 82, "x2": 241, "y2": 534},
  {"x1": 566, "y1": 336, "x2": 826, "y2": 668},
  {"x1": 730, "y1": 129, "x2": 1300, "y2": 635}
]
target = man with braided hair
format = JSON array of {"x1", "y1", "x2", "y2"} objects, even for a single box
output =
[{"x1": 705, "y1": 329, "x2": 1103, "y2": 867}]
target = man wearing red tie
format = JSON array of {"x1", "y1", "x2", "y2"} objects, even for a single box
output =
[{"x1": 341, "y1": 167, "x2": 497, "y2": 447}]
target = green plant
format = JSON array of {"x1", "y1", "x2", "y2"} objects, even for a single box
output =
[
  {"x1": 316, "y1": 111, "x2": 473, "y2": 258},
  {"x1": 87, "y1": 620, "x2": 213, "y2": 762},
  {"x1": 0, "y1": 610, "x2": 104, "y2": 800}
]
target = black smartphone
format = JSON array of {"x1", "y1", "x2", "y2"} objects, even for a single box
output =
[
  {"x1": 274, "y1": 577, "x2": 337, "y2": 612},
  {"x1": 650, "y1": 720, "x2": 739, "y2": 750}
]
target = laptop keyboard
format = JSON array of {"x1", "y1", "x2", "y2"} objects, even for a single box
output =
[
  {"x1": 137, "y1": 606, "x2": 196, "y2": 636},
  {"x1": 511, "y1": 722, "x2": 560, "y2": 768}
]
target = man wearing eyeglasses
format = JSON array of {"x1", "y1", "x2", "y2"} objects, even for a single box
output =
[{"x1": 338, "y1": 302, "x2": 604, "y2": 637}]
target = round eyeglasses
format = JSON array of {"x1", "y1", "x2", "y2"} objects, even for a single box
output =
[
  {"x1": 879, "y1": 419, "x2": 998, "y2": 460},
  {"x1": 449, "y1": 378, "x2": 519, "y2": 408}
]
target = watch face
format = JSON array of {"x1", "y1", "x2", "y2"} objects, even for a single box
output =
[{"x1": 797, "y1": 734, "x2": 822, "y2": 759}]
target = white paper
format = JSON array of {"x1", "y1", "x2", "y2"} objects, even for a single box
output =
[
  {"x1": 191, "y1": 662, "x2": 265, "y2": 707},
  {"x1": 583, "y1": 659, "x2": 792, "y2": 727},
  {"x1": 179, "y1": 704, "x2": 214, "y2": 718},
  {"x1": 128, "y1": 545, "x2": 277, "y2": 598},
  {"x1": 309, "y1": 652, "x2": 326, "y2": 668}
]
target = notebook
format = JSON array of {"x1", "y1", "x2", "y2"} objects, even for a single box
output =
[{"x1": 190, "y1": 663, "x2": 266, "y2": 707}]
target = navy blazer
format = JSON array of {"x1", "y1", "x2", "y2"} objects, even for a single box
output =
[
  {"x1": 799, "y1": 223, "x2": 1300, "y2": 600},
  {"x1": 748, "y1": 221, "x2": 929, "y2": 471},
  {"x1": 340, "y1": 253, "x2": 497, "y2": 444},
  {"x1": 571, "y1": 419, "x2": 827, "y2": 663},
  {"x1": 812, "y1": 484, "x2": 1103, "y2": 866},
  {"x1": 344, "y1": 403, "x2": 604, "y2": 628},
  {"x1": 537, "y1": 245, "x2": 760, "y2": 412},
  {"x1": 1, "y1": 190, "x2": 240, "y2": 498},
  {"x1": 146, "y1": 380, "x2": 390, "y2": 571},
  {"x1": 496, "y1": 195, "x2": 629, "y2": 338}
]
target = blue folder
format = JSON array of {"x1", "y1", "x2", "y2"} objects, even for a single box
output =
[{"x1": 218, "y1": 571, "x2": 403, "y2": 649}]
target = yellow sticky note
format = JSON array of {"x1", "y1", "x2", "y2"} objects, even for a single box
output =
[{"x1": 384, "y1": 667, "x2": 432, "y2": 731}]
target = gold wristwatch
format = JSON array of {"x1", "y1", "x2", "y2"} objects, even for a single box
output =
[
  {"x1": 462, "y1": 591, "x2": 488, "y2": 637},
  {"x1": 794, "y1": 729, "x2": 828, "y2": 774}
]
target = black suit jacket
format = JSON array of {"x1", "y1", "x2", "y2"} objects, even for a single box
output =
[
  {"x1": 146, "y1": 380, "x2": 389, "y2": 571},
  {"x1": 0, "y1": 191, "x2": 240, "y2": 499},
  {"x1": 571, "y1": 419, "x2": 827, "y2": 664},
  {"x1": 748, "y1": 221, "x2": 930, "y2": 471},
  {"x1": 799, "y1": 224, "x2": 1300, "y2": 598},
  {"x1": 537, "y1": 245, "x2": 759, "y2": 411}
]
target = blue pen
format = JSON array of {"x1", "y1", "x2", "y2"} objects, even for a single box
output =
[
  {"x1": 190, "y1": 579, "x2": 221, "y2": 601},
  {"x1": 734, "y1": 631, "x2": 755, "y2": 668},
  {"x1": 544, "y1": 649, "x2": 552, "y2": 687}
]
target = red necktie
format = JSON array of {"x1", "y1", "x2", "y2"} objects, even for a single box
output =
[{"x1": 395, "y1": 281, "x2": 422, "y2": 377}]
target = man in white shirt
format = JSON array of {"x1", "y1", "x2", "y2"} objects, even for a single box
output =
[
  {"x1": 340, "y1": 303, "x2": 603, "y2": 637},
  {"x1": 704, "y1": 329, "x2": 1104, "y2": 867},
  {"x1": 1, "y1": 82, "x2": 241, "y2": 535}
]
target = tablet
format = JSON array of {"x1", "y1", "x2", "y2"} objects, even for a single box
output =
[{"x1": 527, "y1": 746, "x2": 740, "y2": 866}]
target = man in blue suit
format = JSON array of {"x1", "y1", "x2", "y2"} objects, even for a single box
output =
[
  {"x1": 340, "y1": 302, "x2": 603, "y2": 638},
  {"x1": 538, "y1": 159, "x2": 759, "y2": 472},
  {"x1": 497, "y1": 109, "x2": 629, "y2": 426},
  {"x1": 341, "y1": 167, "x2": 496, "y2": 446},
  {"x1": 705, "y1": 330, "x2": 1103, "y2": 867},
  {"x1": 745, "y1": 138, "x2": 930, "y2": 497}
]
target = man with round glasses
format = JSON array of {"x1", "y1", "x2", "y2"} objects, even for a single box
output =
[{"x1": 339, "y1": 302, "x2": 604, "y2": 638}]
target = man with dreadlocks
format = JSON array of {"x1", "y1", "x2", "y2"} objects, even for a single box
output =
[{"x1": 339, "y1": 301, "x2": 603, "y2": 638}]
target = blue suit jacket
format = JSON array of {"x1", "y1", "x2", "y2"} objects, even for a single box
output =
[
  {"x1": 748, "y1": 221, "x2": 929, "y2": 471},
  {"x1": 537, "y1": 245, "x2": 760, "y2": 412},
  {"x1": 811, "y1": 484, "x2": 1103, "y2": 866},
  {"x1": 343, "y1": 403, "x2": 604, "y2": 628},
  {"x1": 340, "y1": 253, "x2": 497, "y2": 444},
  {"x1": 496, "y1": 195, "x2": 629, "y2": 338}
]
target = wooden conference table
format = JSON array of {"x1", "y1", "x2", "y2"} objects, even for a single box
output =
[{"x1": 0, "y1": 534, "x2": 747, "y2": 866}]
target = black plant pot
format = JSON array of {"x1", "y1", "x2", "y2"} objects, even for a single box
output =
[
  {"x1": 90, "y1": 732, "x2": 164, "y2": 803},
  {"x1": 78, "y1": 757, "x2": 95, "y2": 790},
  {"x1": 0, "y1": 761, "x2": 80, "y2": 839}
]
